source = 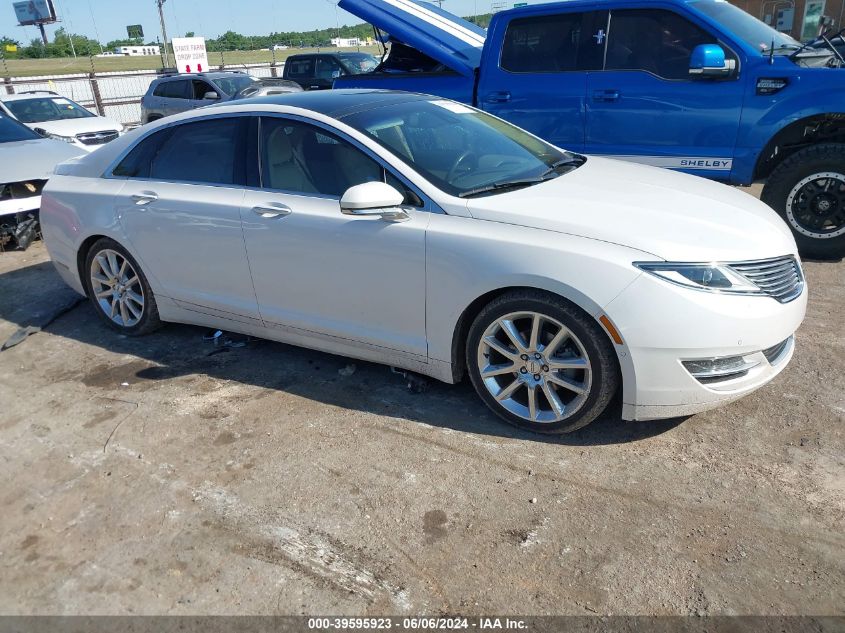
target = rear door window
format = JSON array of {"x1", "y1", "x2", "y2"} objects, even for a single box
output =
[
  {"x1": 115, "y1": 117, "x2": 247, "y2": 185},
  {"x1": 286, "y1": 57, "x2": 315, "y2": 78},
  {"x1": 154, "y1": 80, "x2": 191, "y2": 99},
  {"x1": 500, "y1": 11, "x2": 606, "y2": 72}
]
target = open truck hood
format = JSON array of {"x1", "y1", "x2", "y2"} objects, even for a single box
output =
[{"x1": 338, "y1": 0, "x2": 486, "y2": 77}]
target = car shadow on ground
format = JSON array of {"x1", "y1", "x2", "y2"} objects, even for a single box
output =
[{"x1": 0, "y1": 259, "x2": 686, "y2": 446}]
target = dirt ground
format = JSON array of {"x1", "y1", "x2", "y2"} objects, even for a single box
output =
[{"x1": 0, "y1": 194, "x2": 843, "y2": 615}]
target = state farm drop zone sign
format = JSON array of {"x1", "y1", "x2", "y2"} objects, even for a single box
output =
[{"x1": 172, "y1": 37, "x2": 210, "y2": 73}]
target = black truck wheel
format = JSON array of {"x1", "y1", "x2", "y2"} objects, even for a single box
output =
[{"x1": 762, "y1": 143, "x2": 845, "y2": 260}]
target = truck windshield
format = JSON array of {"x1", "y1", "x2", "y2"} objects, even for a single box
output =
[
  {"x1": 0, "y1": 112, "x2": 40, "y2": 143},
  {"x1": 691, "y1": 0, "x2": 800, "y2": 53},
  {"x1": 5, "y1": 97, "x2": 95, "y2": 123},
  {"x1": 338, "y1": 53, "x2": 379, "y2": 74},
  {"x1": 342, "y1": 99, "x2": 583, "y2": 198}
]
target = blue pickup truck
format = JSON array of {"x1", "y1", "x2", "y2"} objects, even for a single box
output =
[{"x1": 334, "y1": 0, "x2": 845, "y2": 258}]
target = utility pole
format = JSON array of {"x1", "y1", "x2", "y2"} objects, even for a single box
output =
[{"x1": 156, "y1": 0, "x2": 171, "y2": 68}]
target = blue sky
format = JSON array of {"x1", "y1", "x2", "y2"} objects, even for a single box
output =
[{"x1": 2, "y1": 0, "x2": 538, "y2": 43}]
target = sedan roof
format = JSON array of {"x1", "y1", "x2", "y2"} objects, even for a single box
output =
[{"x1": 233, "y1": 89, "x2": 433, "y2": 119}]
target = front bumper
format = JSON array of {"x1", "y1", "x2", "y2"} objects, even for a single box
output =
[
  {"x1": 0, "y1": 194, "x2": 40, "y2": 218},
  {"x1": 604, "y1": 270, "x2": 807, "y2": 421}
]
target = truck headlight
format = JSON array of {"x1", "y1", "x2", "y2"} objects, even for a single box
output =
[{"x1": 634, "y1": 262, "x2": 759, "y2": 294}]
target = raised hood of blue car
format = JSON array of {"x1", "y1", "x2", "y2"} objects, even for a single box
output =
[{"x1": 338, "y1": 0, "x2": 486, "y2": 76}]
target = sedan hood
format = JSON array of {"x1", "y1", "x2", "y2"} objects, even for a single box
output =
[
  {"x1": 465, "y1": 157, "x2": 797, "y2": 262},
  {"x1": 28, "y1": 116, "x2": 123, "y2": 136},
  {"x1": 1, "y1": 139, "x2": 86, "y2": 182}
]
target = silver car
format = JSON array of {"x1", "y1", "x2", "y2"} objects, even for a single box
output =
[{"x1": 140, "y1": 71, "x2": 258, "y2": 123}]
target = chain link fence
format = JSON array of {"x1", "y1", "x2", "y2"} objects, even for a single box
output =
[{"x1": 1, "y1": 53, "x2": 290, "y2": 127}]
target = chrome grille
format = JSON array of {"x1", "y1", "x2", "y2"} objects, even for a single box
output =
[
  {"x1": 729, "y1": 256, "x2": 804, "y2": 303},
  {"x1": 76, "y1": 130, "x2": 119, "y2": 146},
  {"x1": 762, "y1": 336, "x2": 792, "y2": 364}
]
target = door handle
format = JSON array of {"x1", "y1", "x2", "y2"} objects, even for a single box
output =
[
  {"x1": 593, "y1": 89, "x2": 621, "y2": 102},
  {"x1": 252, "y1": 204, "x2": 292, "y2": 219},
  {"x1": 131, "y1": 192, "x2": 158, "y2": 205},
  {"x1": 485, "y1": 91, "x2": 511, "y2": 103}
]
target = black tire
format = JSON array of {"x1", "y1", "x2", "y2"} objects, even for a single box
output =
[
  {"x1": 466, "y1": 290, "x2": 620, "y2": 434},
  {"x1": 83, "y1": 237, "x2": 162, "y2": 336},
  {"x1": 761, "y1": 143, "x2": 845, "y2": 260}
]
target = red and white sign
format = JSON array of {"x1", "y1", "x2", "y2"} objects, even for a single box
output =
[{"x1": 172, "y1": 36, "x2": 209, "y2": 74}]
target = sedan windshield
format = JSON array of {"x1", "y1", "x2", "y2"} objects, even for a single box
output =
[
  {"x1": 0, "y1": 112, "x2": 40, "y2": 143},
  {"x1": 6, "y1": 97, "x2": 95, "y2": 123},
  {"x1": 342, "y1": 99, "x2": 583, "y2": 197},
  {"x1": 691, "y1": 0, "x2": 800, "y2": 53}
]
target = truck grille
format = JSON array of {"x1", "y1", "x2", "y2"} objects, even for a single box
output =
[
  {"x1": 0, "y1": 180, "x2": 47, "y2": 201},
  {"x1": 729, "y1": 256, "x2": 804, "y2": 303},
  {"x1": 76, "y1": 130, "x2": 119, "y2": 146}
]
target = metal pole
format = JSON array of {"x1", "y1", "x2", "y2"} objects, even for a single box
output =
[
  {"x1": 156, "y1": 0, "x2": 171, "y2": 68},
  {"x1": 38, "y1": 22, "x2": 48, "y2": 45}
]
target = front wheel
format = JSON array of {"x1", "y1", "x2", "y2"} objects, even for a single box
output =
[
  {"x1": 762, "y1": 143, "x2": 845, "y2": 259},
  {"x1": 466, "y1": 290, "x2": 620, "y2": 434}
]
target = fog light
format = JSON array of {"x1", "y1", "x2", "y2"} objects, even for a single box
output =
[{"x1": 682, "y1": 355, "x2": 760, "y2": 383}]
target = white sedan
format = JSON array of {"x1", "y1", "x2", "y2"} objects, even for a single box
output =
[
  {"x1": 40, "y1": 90, "x2": 807, "y2": 433},
  {"x1": 0, "y1": 92, "x2": 123, "y2": 152}
]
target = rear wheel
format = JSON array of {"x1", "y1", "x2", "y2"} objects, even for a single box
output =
[
  {"x1": 466, "y1": 290, "x2": 619, "y2": 434},
  {"x1": 762, "y1": 143, "x2": 845, "y2": 259},
  {"x1": 84, "y1": 238, "x2": 161, "y2": 335}
]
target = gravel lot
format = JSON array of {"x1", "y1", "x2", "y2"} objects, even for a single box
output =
[{"x1": 0, "y1": 191, "x2": 843, "y2": 615}]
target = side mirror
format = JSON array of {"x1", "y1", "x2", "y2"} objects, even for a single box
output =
[
  {"x1": 34, "y1": 127, "x2": 48, "y2": 137},
  {"x1": 203, "y1": 91, "x2": 220, "y2": 100},
  {"x1": 340, "y1": 182, "x2": 409, "y2": 222},
  {"x1": 689, "y1": 44, "x2": 736, "y2": 78}
]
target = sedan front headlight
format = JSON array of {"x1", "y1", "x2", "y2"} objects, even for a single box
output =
[
  {"x1": 634, "y1": 262, "x2": 760, "y2": 294},
  {"x1": 46, "y1": 132, "x2": 78, "y2": 144}
]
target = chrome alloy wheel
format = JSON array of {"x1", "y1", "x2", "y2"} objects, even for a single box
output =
[
  {"x1": 89, "y1": 249, "x2": 145, "y2": 327},
  {"x1": 786, "y1": 172, "x2": 845, "y2": 239},
  {"x1": 476, "y1": 311, "x2": 592, "y2": 424}
]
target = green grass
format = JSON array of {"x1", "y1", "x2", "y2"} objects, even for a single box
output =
[{"x1": 2, "y1": 46, "x2": 384, "y2": 77}]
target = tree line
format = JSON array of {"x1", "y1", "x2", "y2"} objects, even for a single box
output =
[{"x1": 1, "y1": 15, "x2": 492, "y2": 59}]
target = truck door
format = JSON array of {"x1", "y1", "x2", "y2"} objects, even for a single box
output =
[
  {"x1": 478, "y1": 10, "x2": 607, "y2": 153},
  {"x1": 585, "y1": 8, "x2": 745, "y2": 180}
]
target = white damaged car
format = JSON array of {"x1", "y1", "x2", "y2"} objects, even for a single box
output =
[
  {"x1": 1, "y1": 112, "x2": 84, "y2": 250},
  {"x1": 40, "y1": 91, "x2": 807, "y2": 433}
]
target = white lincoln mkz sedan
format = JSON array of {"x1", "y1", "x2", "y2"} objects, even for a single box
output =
[{"x1": 41, "y1": 90, "x2": 807, "y2": 433}]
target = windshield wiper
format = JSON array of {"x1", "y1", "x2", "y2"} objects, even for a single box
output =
[
  {"x1": 458, "y1": 178, "x2": 547, "y2": 199},
  {"x1": 762, "y1": 43, "x2": 800, "y2": 53},
  {"x1": 539, "y1": 156, "x2": 583, "y2": 179}
]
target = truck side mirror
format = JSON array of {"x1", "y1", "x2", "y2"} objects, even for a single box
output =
[{"x1": 689, "y1": 44, "x2": 736, "y2": 78}]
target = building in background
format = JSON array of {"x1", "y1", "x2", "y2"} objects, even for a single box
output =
[
  {"x1": 731, "y1": 0, "x2": 842, "y2": 40},
  {"x1": 330, "y1": 37, "x2": 361, "y2": 47},
  {"x1": 114, "y1": 45, "x2": 161, "y2": 56}
]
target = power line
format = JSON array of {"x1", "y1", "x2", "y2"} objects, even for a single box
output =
[
  {"x1": 86, "y1": 0, "x2": 105, "y2": 53},
  {"x1": 156, "y1": 0, "x2": 171, "y2": 67}
]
